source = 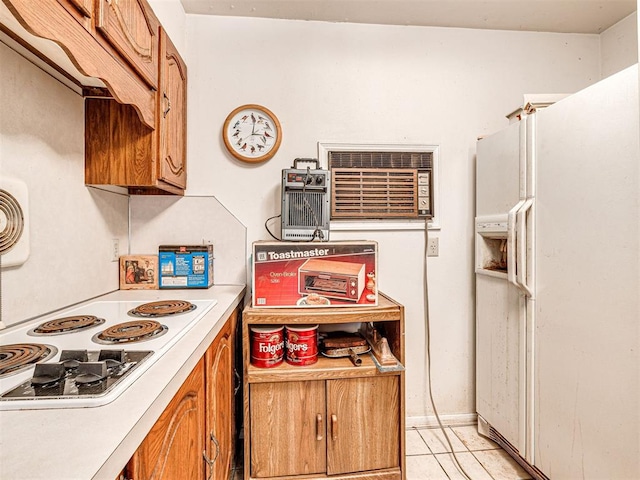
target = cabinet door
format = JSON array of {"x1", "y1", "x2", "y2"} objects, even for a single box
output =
[
  {"x1": 127, "y1": 360, "x2": 206, "y2": 480},
  {"x1": 157, "y1": 28, "x2": 187, "y2": 189},
  {"x1": 250, "y1": 381, "x2": 326, "y2": 477},
  {"x1": 327, "y1": 376, "x2": 400, "y2": 475},
  {"x1": 205, "y1": 313, "x2": 236, "y2": 480},
  {"x1": 96, "y1": 0, "x2": 159, "y2": 88}
]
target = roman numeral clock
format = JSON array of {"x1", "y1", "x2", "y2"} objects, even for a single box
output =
[{"x1": 222, "y1": 104, "x2": 282, "y2": 163}]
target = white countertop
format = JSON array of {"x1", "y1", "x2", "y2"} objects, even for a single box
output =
[{"x1": 0, "y1": 285, "x2": 246, "y2": 480}]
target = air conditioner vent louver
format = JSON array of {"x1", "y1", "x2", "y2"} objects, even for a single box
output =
[
  {"x1": 329, "y1": 151, "x2": 433, "y2": 169},
  {"x1": 331, "y1": 168, "x2": 418, "y2": 218}
]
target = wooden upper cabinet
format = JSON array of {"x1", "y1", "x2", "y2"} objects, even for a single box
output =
[
  {"x1": 158, "y1": 28, "x2": 187, "y2": 189},
  {"x1": 3, "y1": 0, "x2": 155, "y2": 128},
  {"x1": 96, "y1": 0, "x2": 159, "y2": 89},
  {"x1": 84, "y1": 28, "x2": 187, "y2": 194},
  {"x1": 5, "y1": 0, "x2": 188, "y2": 193}
]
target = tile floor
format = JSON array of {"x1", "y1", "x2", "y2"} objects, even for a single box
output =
[
  {"x1": 407, "y1": 425, "x2": 532, "y2": 480},
  {"x1": 233, "y1": 424, "x2": 532, "y2": 480}
]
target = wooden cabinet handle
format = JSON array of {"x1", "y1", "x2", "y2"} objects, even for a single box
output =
[
  {"x1": 163, "y1": 92, "x2": 171, "y2": 118},
  {"x1": 233, "y1": 368, "x2": 241, "y2": 396},
  {"x1": 316, "y1": 413, "x2": 323, "y2": 441},
  {"x1": 331, "y1": 414, "x2": 338, "y2": 441},
  {"x1": 202, "y1": 431, "x2": 220, "y2": 480}
]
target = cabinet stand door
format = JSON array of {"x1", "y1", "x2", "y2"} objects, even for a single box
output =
[
  {"x1": 250, "y1": 381, "x2": 326, "y2": 477},
  {"x1": 327, "y1": 376, "x2": 400, "y2": 475}
]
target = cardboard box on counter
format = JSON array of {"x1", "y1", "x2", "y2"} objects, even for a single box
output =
[
  {"x1": 159, "y1": 245, "x2": 214, "y2": 289},
  {"x1": 252, "y1": 241, "x2": 378, "y2": 308}
]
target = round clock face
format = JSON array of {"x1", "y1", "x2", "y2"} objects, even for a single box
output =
[{"x1": 222, "y1": 104, "x2": 282, "y2": 163}]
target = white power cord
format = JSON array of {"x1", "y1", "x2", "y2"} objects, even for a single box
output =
[{"x1": 423, "y1": 218, "x2": 473, "y2": 479}]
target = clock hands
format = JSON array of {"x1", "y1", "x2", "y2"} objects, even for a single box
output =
[{"x1": 232, "y1": 112, "x2": 275, "y2": 154}]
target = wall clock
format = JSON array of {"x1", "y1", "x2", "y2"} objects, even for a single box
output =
[{"x1": 222, "y1": 104, "x2": 282, "y2": 163}]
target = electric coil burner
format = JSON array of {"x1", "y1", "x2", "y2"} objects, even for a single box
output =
[
  {"x1": 127, "y1": 299, "x2": 196, "y2": 318},
  {"x1": 92, "y1": 320, "x2": 168, "y2": 345},
  {"x1": 0, "y1": 343, "x2": 58, "y2": 378},
  {"x1": 28, "y1": 315, "x2": 106, "y2": 336}
]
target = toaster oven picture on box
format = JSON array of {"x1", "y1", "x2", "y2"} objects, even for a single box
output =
[
  {"x1": 298, "y1": 258, "x2": 365, "y2": 301},
  {"x1": 252, "y1": 241, "x2": 377, "y2": 308}
]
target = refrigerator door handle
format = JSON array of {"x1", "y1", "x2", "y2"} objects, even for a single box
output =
[
  {"x1": 507, "y1": 199, "x2": 526, "y2": 288},
  {"x1": 516, "y1": 198, "x2": 534, "y2": 297}
]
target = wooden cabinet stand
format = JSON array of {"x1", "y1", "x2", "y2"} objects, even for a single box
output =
[{"x1": 242, "y1": 293, "x2": 406, "y2": 480}]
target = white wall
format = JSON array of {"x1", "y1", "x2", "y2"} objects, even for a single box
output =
[
  {"x1": 185, "y1": 16, "x2": 602, "y2": 423},
  {"x1": 129, "y1": 195, "x2": 247, "y2": 285},
  {"x1": 149, "y1": 0, "x2": 187, "y2": 58},
  {"x1": 0, "y1": 42, "x2": 128, "y2": 325},
  {"x1": 600, "y1": 12, "x2": 638, "y2": 78},
  {"x1": 140, "y1": 2, "x2": 248, "y2": 286}
]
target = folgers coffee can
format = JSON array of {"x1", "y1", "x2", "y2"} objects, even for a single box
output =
[
  {"x1": 250, "y1": 326, "x2": 284, "y2": 368},
  {"x1": 285, "y1": 325, "x2": 319, "y2": 366}
]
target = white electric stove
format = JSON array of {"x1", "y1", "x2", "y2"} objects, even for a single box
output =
[{"x1": 0, "y1": 298, "x2": 217, "y2": 410}]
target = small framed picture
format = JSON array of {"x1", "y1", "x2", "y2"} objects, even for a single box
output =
[{"x1": 119, "y1": 255, "x2": 158, "y2": 290}]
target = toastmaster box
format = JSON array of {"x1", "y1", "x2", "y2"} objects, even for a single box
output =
[
  {"x1": 159, "y1": 245, "x2": 213, "y2": 289},
  {"x1": 252, "y1": 241, "x2": 378, "y2": 308}
]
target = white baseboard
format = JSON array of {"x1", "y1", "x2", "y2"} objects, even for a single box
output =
[{"x1": 405, "y1": 413, "x2": 477, "y2": 429}]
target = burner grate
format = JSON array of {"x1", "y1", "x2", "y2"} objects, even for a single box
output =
[
  {"x1": 0, "y1": 343, "x2": 58, "y2": 377},
  {"x1": 93, "y1": 320, "x2": 167, "y2": 345},
  {"x1": 128, "y1": 300, "x2": 196, "y2": 318},
  {"x1": 29, "y1": 315, "x2": 106, "y2": 336}
]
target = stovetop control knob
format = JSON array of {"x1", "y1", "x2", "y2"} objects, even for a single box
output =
[
  {"x1": 31, "y1": 363, "x2": 66, "y2": 387},
  {"x1": 75, "y1": 362, "x2": 108, "y2": 385},
  {"x1": 60, "y1": 350, "x2": 88, "y2": 370}
]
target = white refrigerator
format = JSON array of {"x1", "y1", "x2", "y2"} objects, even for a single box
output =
[{"x1": 475, "y1": 65, "x2": 639, "y2": 479}]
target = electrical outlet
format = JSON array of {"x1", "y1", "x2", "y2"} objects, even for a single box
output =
[
  {"x1": 427, "y1": 237, "x2": 439, "y2": 257},
  {"x1": 111, "y1": 238, "x2": 120, "y2": 262}
]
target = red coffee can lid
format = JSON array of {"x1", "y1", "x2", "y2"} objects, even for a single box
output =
[
  {"x1": 286, "y1": 325, "x2": 318, "y2": 332},
  {"x1": 251, "y1": 326, "x2": 284, "y2": 334}
]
